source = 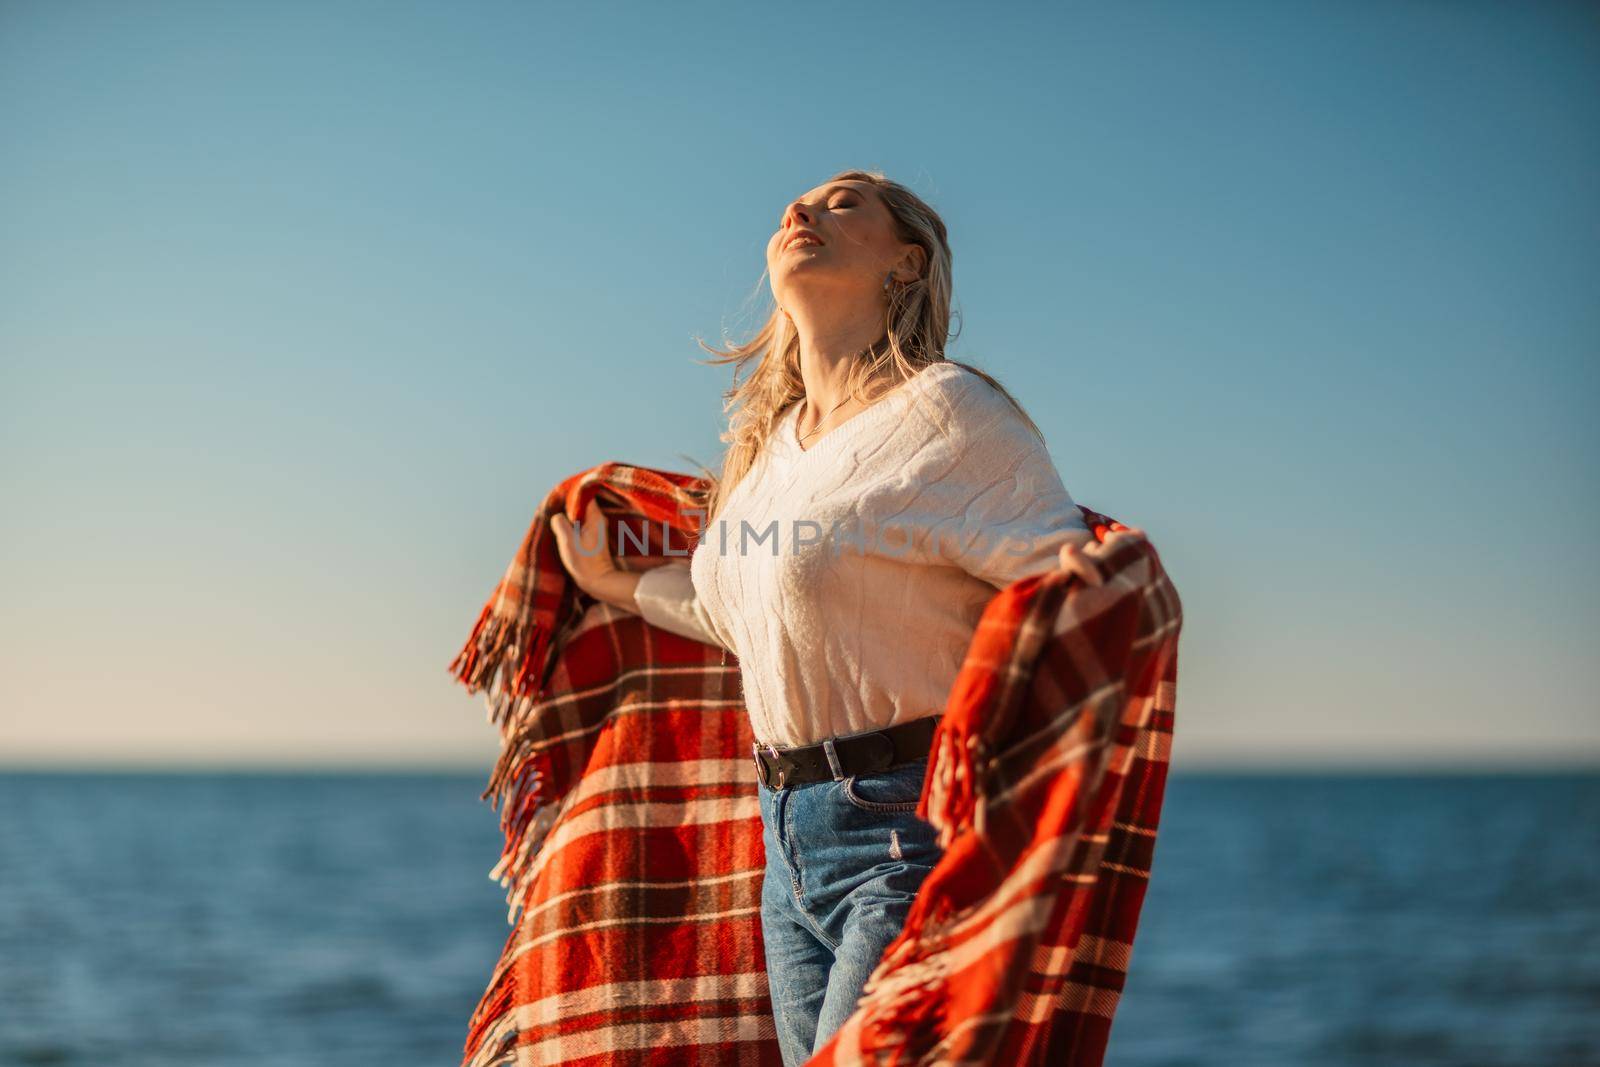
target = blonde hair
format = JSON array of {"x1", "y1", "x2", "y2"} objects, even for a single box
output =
[{"x1": 688, "y1": 169, "x2": 1042, "y2": 527}]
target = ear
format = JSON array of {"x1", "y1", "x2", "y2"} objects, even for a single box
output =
[{"x1": 892, "y1": 243, "x2": 927, "y2": 284}]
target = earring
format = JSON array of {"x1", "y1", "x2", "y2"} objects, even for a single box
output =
[{"x1": 882, "y1": 272, "x2": 895, "y2": 294}]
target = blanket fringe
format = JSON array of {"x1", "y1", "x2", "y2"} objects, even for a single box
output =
[
  {"x1": 921, "y1": 714, "x2": 980, "y2": 849},
  {"x1": 461, "y1": 917, "x2": 522, "y2": 1067},
  {"x1": 448, "y1": 604, "x2": 569, "y2": 924},
  {"x1": 456, "y1": 690, "x2": 569, "y2": 1063},
  {"x1": 448, "y1": 605, "x2": 556, "y2": 727},
  {"x1": 477, "y1": 703, "x2": 566, "y2": 921},
  {"x1": 853, "y1": 932, "x2": 956, "y2": 1065}
]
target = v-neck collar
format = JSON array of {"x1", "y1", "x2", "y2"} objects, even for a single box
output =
[{"x1": 769, "y1": 361, "x2": 962, "y2": 466}]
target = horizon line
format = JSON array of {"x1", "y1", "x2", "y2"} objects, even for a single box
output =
[{"x1": 2, "y1": 759, "x2": 1596, "y2": 777}]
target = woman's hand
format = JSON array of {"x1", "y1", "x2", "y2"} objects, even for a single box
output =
[
  {"x1": 1057, "y1": 540, "x2": 1104, "y2": 587},
  {"x1": 551, "y1": 497, "x2": 615, "y2": 589},
  {"x1": 1056, "y1": 525, "x2": 1145, "y2": 588},
  {"x1": 550, "y1": 497, "x2": 641, "y2": 611}
]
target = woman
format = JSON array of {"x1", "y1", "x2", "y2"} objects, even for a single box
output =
[{"x1": 549, "y1": 169, "x2": 1095, "y2": 1065}]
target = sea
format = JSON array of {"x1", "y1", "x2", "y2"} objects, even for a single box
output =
[{"x1": 0, "y1": 771, "x2": 1595, "y2": 1067}]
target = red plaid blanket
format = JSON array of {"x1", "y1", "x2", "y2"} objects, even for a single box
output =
[{"x1": 448, "y1": 462, "x2": 1182, "y2": 1066}]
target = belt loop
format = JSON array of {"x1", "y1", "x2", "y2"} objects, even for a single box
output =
[{"x1": 822, "y1": 736, "x2": 844, "y2": 780}]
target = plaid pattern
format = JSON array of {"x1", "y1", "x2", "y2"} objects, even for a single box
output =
[{"x1": 448, "y1": 462, "x2": 1182, "y2": 1066}]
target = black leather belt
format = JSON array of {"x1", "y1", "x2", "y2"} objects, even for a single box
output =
[{"x1": 752, "y1": 714, "x2": 940, "y2": 790}]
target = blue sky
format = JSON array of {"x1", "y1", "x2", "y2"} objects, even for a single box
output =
[{"x1": 3, "y1": 1, "x2": 1596, "y2": 769}]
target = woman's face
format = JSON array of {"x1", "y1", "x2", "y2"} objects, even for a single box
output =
[{"x1": 766, "y1": 179, "x2": 920, "y2": 311}]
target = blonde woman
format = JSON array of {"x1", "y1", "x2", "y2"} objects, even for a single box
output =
[{"x1": 550, "y1": 169, "x2": 1095, "y2": 1065}]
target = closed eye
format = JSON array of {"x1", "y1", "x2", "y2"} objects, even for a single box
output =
[{"x1": 777, "y1": 198, "x2": 857, "y2": 226}]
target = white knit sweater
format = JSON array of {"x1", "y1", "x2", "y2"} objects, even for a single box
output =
[{"x1": 632, "y1": 360, "x2": 1092, "y2": 749}]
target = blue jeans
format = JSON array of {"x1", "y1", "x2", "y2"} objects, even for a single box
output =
[{"x1": 757, "y1": 751, "x2": 944, "y2": 1066}]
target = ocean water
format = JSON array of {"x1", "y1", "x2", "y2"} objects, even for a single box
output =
[{"x1": 0, "y1": 771, "x2": 1595, "y2": 1067}]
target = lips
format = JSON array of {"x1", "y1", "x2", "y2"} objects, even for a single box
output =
[{"x1": 783, "y1": 229, "x2": 823, "y2": 252}]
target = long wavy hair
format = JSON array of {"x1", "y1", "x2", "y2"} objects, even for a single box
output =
[{"x1": 688, "y1": 169, "x2": 1042, "y2": 528}]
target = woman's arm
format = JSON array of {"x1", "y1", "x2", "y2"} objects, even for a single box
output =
[
  {"x1": 550, "y1": 499, "x2": 731, "y2": 649},
  {"x1": 632, "y1": 560, "x2": 731, "y2": 648},
  {"x1": 934, "y1": 407, "x2": 1094, "y2": 590}
]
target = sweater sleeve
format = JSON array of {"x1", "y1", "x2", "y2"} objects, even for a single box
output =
[
  {"x1": 632, "y1": 560, "x2": 732, "y2": 649},
  {"x1": 935, "y1": 406, "x2": 1094, "y2": 591}
]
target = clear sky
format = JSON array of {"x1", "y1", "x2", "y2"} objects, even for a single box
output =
[{"x1": 3, "y1": 1, "x2": 1596, "y2": 770}]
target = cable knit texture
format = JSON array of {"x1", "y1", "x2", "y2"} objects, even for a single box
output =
[{"x1": 632, "y1": 360, "x2": 1092, "y2": 748}]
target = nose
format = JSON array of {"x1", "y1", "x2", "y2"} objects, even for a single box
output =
[{"x1": 781, "y1": 199, "x2": 813, "y2": 232}]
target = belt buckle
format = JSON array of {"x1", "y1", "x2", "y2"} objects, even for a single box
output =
[{"x1": 753, "y1": 741, "x2": 787, "y2": 790}]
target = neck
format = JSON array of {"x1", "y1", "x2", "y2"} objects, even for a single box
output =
[{"x1": 785, "y1": 292, "x2": 890, "y2": 416}]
